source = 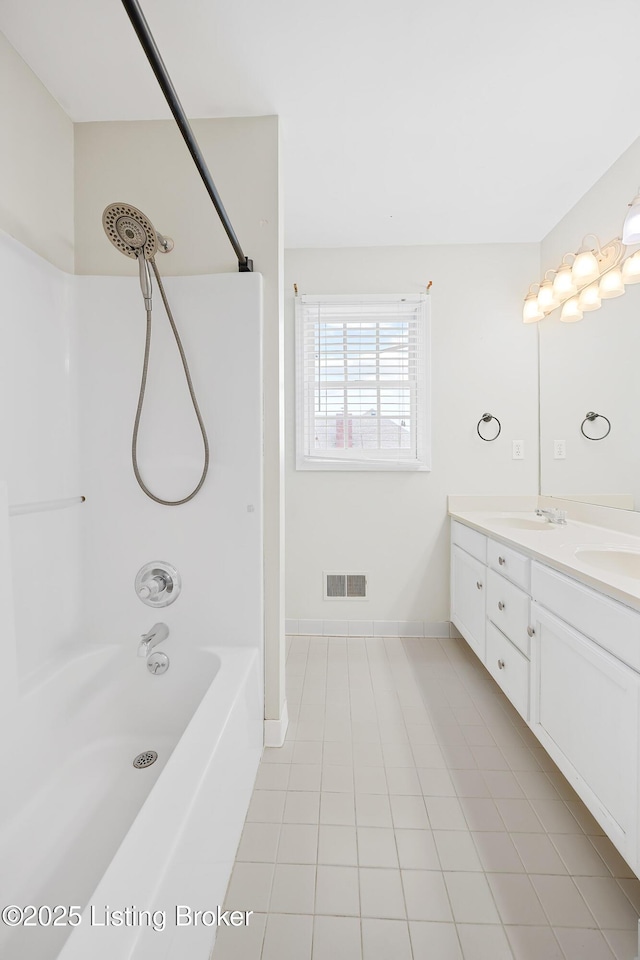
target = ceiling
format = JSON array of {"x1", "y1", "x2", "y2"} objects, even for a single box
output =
[{"x1": 1, "y1": 0, "x2": 639, "y2": 248}]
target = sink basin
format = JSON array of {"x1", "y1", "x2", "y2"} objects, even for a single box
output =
[
  {"x1": 491, "y1": 517, "x2": 558, "y2": 532},
  {"x1": 575, "y1": 547, "x2": 640, "y2": 579}
]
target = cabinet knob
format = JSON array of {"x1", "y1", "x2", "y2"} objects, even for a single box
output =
[
  {"x1": 498, "y1": 601, "x2": 505, "y2": 611},
  {"x1": 497, "y1": 659, "x2": 505, "y2": 670},
  {"x1": 476, "y1": 581, "x2": 483, "y2": 590},
  {"x1": 498, "y1": 556, "x2": 506, "y2": 565},
  {"x1": 527, "y1": 626, "x2": 535, "y2": 637}
]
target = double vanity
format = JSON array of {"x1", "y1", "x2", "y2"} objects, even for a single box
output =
[{"x1": 450, "y1": 496, "x2": 640, "y2": 876}]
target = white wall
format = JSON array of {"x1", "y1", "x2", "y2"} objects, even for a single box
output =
[
  {"x1": 0, "y1": 230, "x2": 81, "y2": 680},
  {"x1": 0, "y1": 32, "x2": 74, "y2": 272},
  {"x1": 77, "y1": 273, "x2": 264, "y2": 657},
  {"x1": 285, "y1": 243, "x2": 540, "y2": 626},
  {"x1": 540, "y1": 136, "x2": 640, "y2": 507}
]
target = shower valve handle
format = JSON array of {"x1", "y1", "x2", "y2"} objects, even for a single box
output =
[
  {"x1": 135, "y1": 562, "x2": 181, "y2": 607},
  {"x1": 138, "y1": 575, "x2": 167, "y2": 601}
]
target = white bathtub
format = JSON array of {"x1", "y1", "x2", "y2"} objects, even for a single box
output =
[{"x1": 0, "y1": 642, "x2": 262, "y2": 960}]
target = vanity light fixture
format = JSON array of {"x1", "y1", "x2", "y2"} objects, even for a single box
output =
[
  {"x1": 552, "y1": 257, "x2": 577, "y2": 299},
  {"x1": 522, "y1": 189, "x2": 640, "y2": 323},
  {"x1": 577, "y1": 282, "x2": 601, "y2": 312},
  {"x1": 538, "y1": 271, "x2": 560, "y2": 313},
  {"x1": 560, "y1": 296, "x2": 583, "y2": 323},
  {"x1": 523, "y1": 284, "x2": 544, "y2": 323},
  {"x1": 622, "y1": 190, "x2": 640, "y2": 244},
  {"x1": 599, "y1": 265, "x2": 625, "y2": 298},
  {"x1": 571, "y1": 237, "x2": 601, "y2": 287},
  {"x1": 622, "y1": 249, "x2": 640, "y2": 284}
]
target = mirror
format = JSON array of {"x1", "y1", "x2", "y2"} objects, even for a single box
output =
[{"x1": 539, "y1": 280, "x2": 640, "y2": 510}]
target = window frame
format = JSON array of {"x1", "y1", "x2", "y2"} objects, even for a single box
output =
[{"x1": 295, "y1": 293, "x2": 431, "y2": 472}]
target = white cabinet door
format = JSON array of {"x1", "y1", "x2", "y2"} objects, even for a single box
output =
[
  {"x1": 531, "y1": 602, "x2": 640, "y2": 870},
  {"x1": 451, "y1": 545, "x2": 486, "y2": 660}
]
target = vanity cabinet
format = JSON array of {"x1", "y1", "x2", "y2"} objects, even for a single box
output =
[
  {"x1": 531, "y1": 602, "x2": 640, "y2": 865},
  {"x1": 486, "y1": 569, "x2": 531, "y2": 658},
  {"x1": 451, "y1": 521, "x2": 532, "y2": 718},
  {"x1": 487, "y1": 540, "x2": 530, "y2": 592},
  {"x1": 450, "y1": 517, "x2": 640, "y2": 874},
  {"x1": 451, "y1": 545, "x2": 486, "y2": 659},
  {"x1": 485, "y1": 621, "x2": 530, "y2": 717}
]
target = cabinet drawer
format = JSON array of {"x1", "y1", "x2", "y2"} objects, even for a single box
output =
[
  {"x1": 487, "y1": 539, "x2": 530, "y2": 591},
  {"x1": 531, "y1": 562, "x2": 640, "y2": 672},
  {"x1": 451, "y1": 520, "x2": 487, "y2": 563},
  {"x1": 487, "y1": 569, "x2": 531, "y2": 657},
  {"x1": 486, "y1": 621, "x2": 530, "y2": 719}
]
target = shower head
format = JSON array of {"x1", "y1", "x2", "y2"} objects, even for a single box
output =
[{"x1": 102, "y1": 203, "x2": 159, "y2": 261}]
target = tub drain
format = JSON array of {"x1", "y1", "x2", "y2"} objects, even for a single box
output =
[{"x1": 133, "y1": 750, "x2": 158, "y2": 769}]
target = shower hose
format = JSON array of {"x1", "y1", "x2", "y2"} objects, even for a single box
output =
[{"x1": 132, "y1": 260, "x2": 209, "y2": 505}]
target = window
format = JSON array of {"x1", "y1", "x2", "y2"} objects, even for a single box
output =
[{"x1": 296, "y1": 294, "x2": 430, "y2": 470}]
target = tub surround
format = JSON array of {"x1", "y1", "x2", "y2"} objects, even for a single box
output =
[{"x1": 449, "y1": 495, "x2": 640, "y2": 614}]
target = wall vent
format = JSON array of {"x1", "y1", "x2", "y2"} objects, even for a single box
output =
[{"x1": 324, "y1": 572, "x2": 368, "y2": 600}]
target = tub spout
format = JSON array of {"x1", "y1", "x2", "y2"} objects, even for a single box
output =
[{"x1": 138, "y1": 622, "x2": 169, "y2": 657}]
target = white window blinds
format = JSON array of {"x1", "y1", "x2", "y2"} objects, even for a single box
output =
[{"x1": 296, "y1": 294, "x2": 430, "y2": 470}]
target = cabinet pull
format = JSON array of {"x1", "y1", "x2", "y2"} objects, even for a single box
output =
[
  {"x1": 498, "y1": 556, "x2": 506, "y2": 565},
  {"x1": 497, "y1": 659, "x2": 505, "y2": 670},
  {"x1": 527, "y1": 626, "x2": 535, "y2": 637},
  {"x1": 476, "y1": 581, "x2": 483, "y2": 590},
  {"x1": 498, "y1": 601, "x2": 505, "y2": 611}
]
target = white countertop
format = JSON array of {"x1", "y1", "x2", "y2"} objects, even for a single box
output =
[{"x1": 449, "y1": 507, "x2": 640, "y2": 613}]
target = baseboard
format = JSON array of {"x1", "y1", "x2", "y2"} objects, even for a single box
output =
[
  {"x1": 264, "y1": 699, "x2": 289, "y2": 747},
  {"x1": 286, "y1": 619, "x2": 457, "y2": 638}
]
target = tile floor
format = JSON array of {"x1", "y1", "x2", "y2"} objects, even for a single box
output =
[{"x1": 212, "y1": 635, "x2": 640, "y2": 960}]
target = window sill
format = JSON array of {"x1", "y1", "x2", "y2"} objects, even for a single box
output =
[{"x1": 296, "y1": 457, "x2": 431, "y2": 472}]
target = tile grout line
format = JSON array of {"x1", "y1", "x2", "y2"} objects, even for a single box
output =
[
  {"x1": 350, "y1": 639, "x2": 365, "y2": 960},
  {"x1": 216, "y1": 635, "x2": 640, "y2": 960}
]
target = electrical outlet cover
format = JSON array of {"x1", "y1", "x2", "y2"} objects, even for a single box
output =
[
  {"x1": 553, "y1": 440, "x2": 566, "y2": 460},
  {"x1": 512, "y1": 440, "x2": 524, "y2": 460}
]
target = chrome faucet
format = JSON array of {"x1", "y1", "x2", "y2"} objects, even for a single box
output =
[
  {"x1": 535, "y1": 508, "x2": 568, "y2": 525},
  {"x1": 138, "y1": 622, "x2": 169, "y2": 657}
]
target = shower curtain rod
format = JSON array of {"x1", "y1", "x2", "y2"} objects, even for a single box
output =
[{"x1": 120, "y1": 0, "x2": 253, "y2": 273}]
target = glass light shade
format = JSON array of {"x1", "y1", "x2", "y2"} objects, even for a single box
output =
[
  {"x1": 522, "y1": 293, "x2": 544, "y2": 324},
  {"x1": 599, "y1": 267, "x2": 625, "y2": 299},
  {"x1": 538, "y1": 279, "x2": 559, "y2": 313},
  {"x1": 577, "y1": 283, "x2": 601, "y2": 312},
  {"x1": 552, "y1": 264, "x2": 577, "y2": 299},
  {"x1": 560, "y1": 297, "x2": 583, "y2": 323},
  {"x1": 622, "y1": 250, "x2": 640, "y2": 284},
  {"x1": 622, "y1": 195, "x2": 640, "y2": 244},
  {"x1": 572, "y1": 249, "x2": 599, "y2": 286}
]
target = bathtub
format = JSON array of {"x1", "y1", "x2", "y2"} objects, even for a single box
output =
[{"x1": 0, "y1": 641, "x2": 262, "y2": 960}]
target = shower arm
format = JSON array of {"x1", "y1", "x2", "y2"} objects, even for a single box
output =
[{"x1": 120, "y1": 0, "x2": 254, "y2": 274}]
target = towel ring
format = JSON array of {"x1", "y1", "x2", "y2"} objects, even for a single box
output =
[
  {"x1": 477, "y1": 413, "x2": 501, "y2": 442},
  {"x1": 580, "y1": 411, "x2": 611, "y2": 441}
]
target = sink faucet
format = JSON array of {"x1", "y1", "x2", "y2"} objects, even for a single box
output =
[
  {"x1": 535, "y1": 508, "x2": 568, "y2": 525},
  {"x1": 138, "y1": 622, "x2": 169, "y2": 657}
]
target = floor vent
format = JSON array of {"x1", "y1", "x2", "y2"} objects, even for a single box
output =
[{"x1": 324, "y1": 572, "x2": 367, "y2": 600}]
